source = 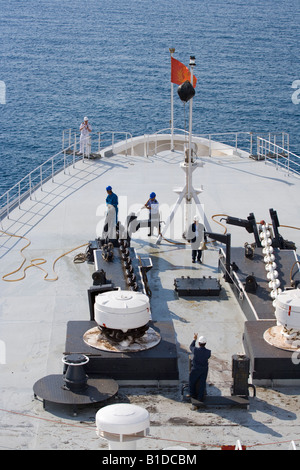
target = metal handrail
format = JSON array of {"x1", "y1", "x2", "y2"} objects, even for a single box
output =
[
  {"x1": 62, "y1": 129, "x2": 133, "y2": 156},
  {"x1": 0, "y1": 143, "x2": 81, "y2": 222},
  {"x1": 1, "y1": 130, "x2": 299, "y2": 223},
  {"x1": 63, "y1": 128, "x2": 291, "y2": 160},
  {"x1": 0, "y1": 130, "x2": 133, "y2": 222},
  {"x1": 257, "y1": 137, "x2": 300, "y2": 176},
  {"x1": 153, "y1": 128, "x2": 254, "y2": 155},
  {"x1": 97, "y1": 131, "x2": 133, "y2": 156}
]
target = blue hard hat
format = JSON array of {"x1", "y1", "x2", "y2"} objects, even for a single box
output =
[
  {"x1": 106, "y1": 186, "x2": 112, "y2": 191},
  {"x1": 150, "y1": 192, "x2": 156, "y2": 198}
]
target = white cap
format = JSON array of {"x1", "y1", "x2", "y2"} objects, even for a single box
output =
[
  {"x1": 193, "y1": 215, "x2": 199, "y2": 221},
  {"x1": 84, "y1": 116, "x2": 88, "y2": 121},
  {"x1": 198, "y1": 336, "x2": 207, "y2": 344}
]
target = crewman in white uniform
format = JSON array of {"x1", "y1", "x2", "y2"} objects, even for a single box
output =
[{"x1": 79, "y1": 116, "x2": 92, "y2": 156}]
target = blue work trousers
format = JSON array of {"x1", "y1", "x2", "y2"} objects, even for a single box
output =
[{"x1": 189, "y1": 366, "x2": 208, "y2": 401}]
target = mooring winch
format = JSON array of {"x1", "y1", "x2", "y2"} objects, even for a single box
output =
[
  {"x1": 264, "y1": 288, "x2": 300, "y2": 351},
  {"x1": 94, "y1": 290, "x2": 151, "y2": 342}
]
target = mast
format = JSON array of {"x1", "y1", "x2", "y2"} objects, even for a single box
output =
[
  {"x1": 157, "y1": 54, "x2": 211, "y2": 245},
  {"x1": 186, "y1": 55, "x2": 196, "y2": 235},
  {"x1": 169, "y1": 48, "x2": 175, "y2": 151}
]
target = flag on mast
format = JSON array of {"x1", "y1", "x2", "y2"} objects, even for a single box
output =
[{"x1": 171, "y1": 56, "x2": 197, "y2": 88}]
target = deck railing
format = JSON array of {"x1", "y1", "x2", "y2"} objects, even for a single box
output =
[
  {"x1": 0, "y1": 130, "x2": 133, "y2": 223},
  {"x1": 147, "y1": 130, "x2": 293, "y2": 161},
  {"x1": 62, "y1": 128, "x2": 294, "y2": 162},
  {"x1": 62, "y1": 129, "x2": 133, "y2": 157},
  {"x1": 63, "y1": 128, "x2": 258, "y2": 158},
  {"x1": 0, "y1": 143, "x2": 81, "y2": 223},
  {"x1": 257, "y1": 136, "x2": 300, "y2": 176},
  {"x1": 1, "y1": 129, "x2": 299, "y2": 223},
  {"x1": 144, "y1": 129, "x2": 251, "y2": 157}
]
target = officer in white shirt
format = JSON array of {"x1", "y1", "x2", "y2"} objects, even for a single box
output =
[{"x1": 79, "y1": 116, "x2": 92, "y2": 156}]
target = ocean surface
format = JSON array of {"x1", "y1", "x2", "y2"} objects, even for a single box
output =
[{"x1": 0, "y1": 0, "x2": 299, "y2": 194}]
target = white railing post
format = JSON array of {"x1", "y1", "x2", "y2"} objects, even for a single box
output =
[
  {"x1": 29, "y1": 174, "x2": 32, "y2": 200},
  {"x1": 264, "y1": 139, "x2": 267, "y2": 161},
  {"x1": 6, "y1": 193, "x2": 9, "y2": 219},
  {"x1": 88, "y1": 135, "x2": 91, "y2": 158},
  {"x1": 40, "y1": 166, "x2": 43, "y2": 191},
  {"x1": 73, "y1": 135, "x2": 76, "y2": 168},
  {"x1": 98, "y1": 132, "x2": 101, "y2": 154},
  {"x1": 18, "y1": 182, "x2": 21, "y2": 209},
  {"x1": 74, "y1": 131, "x2": 77, "y2": 154}
]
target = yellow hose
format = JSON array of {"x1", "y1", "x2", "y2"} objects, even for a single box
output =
[{"x1": 1, "y1": 229, "x2": 88, "y2": 282}]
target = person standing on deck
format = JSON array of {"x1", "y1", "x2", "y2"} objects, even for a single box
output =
[
  {"x1": 189, "y1": 334, "x2": 211, "y2": 402},
  {"x1": 79, "y1": 117, "x2": 92, "y2": 156},
  {"x1": 106, "y1": 186, "x2": 118, "y2": 224},
  {"x1": 144, "y1": 192, "x2": 160, "y2": 236},
  {"x1": 187, "y1": 215, "x2": 205, "y2": 263}
]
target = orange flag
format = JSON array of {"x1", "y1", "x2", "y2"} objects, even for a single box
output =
[{"x1": 171, "y1": 56, "x2": 197, "y2": 88}]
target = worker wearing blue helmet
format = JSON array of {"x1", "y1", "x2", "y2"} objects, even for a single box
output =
[
  {"x1": 106, "y1": 186, "x2": 118, "y2": 223},
  {"x1": 144, "y1": 192, "x2": 159, "y2": 236}
]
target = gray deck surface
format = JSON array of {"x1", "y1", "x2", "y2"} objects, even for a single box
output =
[{"x1": 1, "y1": 144, "x2": 300, "y2": 450}]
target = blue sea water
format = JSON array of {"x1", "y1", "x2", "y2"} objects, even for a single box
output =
[{"x1": 0, "y1": 0, "x2": 299, "y2": 194}]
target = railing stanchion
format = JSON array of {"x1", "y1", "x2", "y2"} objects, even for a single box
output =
[
  {"x1": 73, "y1": 135, "x2": 76, "y2": 168},
  {"x1": 29, "y1": 174, "x2": 32, "y2": 200},
  {"x1": 7, "y1": 193, "x2": 9, "y2": 219}
]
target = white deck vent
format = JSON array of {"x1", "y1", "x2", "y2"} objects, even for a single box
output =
[{"x1": 96, "y1": 403, "x2": 150, "y2": 450}]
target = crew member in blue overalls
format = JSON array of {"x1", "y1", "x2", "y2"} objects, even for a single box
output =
[
  {"x1": 106, "y1": 186, "x2": 118, "y2": 224},
  {"x1": 144, "y1": 192, "x2": 160, "y2": 236},
  {"x1": 189, "y1": 333, "x2": 211, "y2": 402}
]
